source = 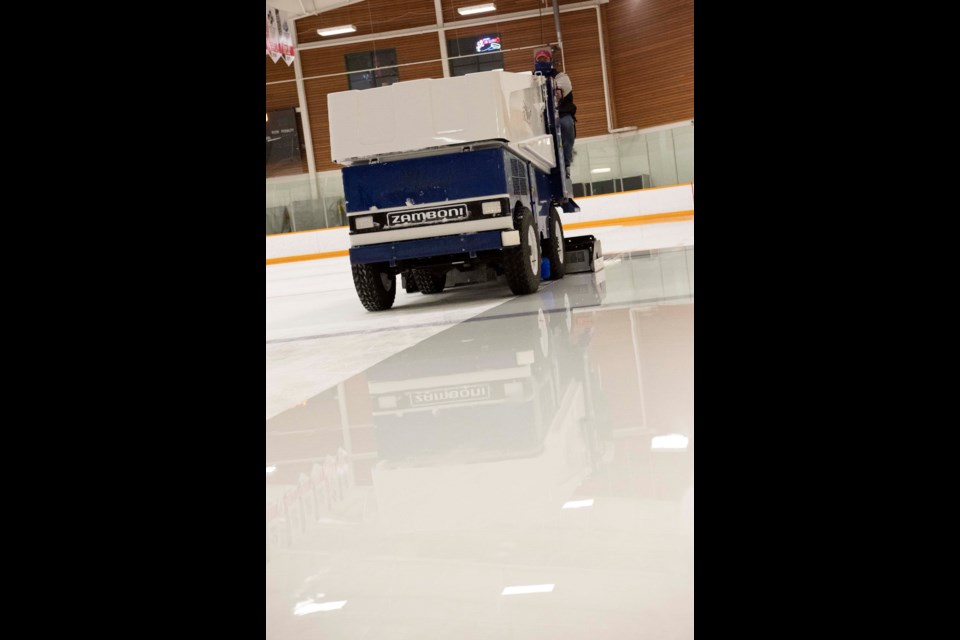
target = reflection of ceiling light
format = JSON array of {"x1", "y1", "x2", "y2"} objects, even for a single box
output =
[
  {"x1": 266, "y1": 466, "x2": 276, "y2": 474},
  {"x1": 590, "y1": 167, "x2": 611, "y2": 174},
  {"x1": 318, "y1": 25, "x2": 356, "y2": 36},
  {"x1": 502, "y1": 584, "x2": 555, "y2": 595},
  {"x1": 562, "y1": 499, "x2": 594, "y2": 509},
  {"x1": 458, "y1": 3, "x2": 496, "y2": 15},
  {"x1": 293, "y1": 600, "x2": 347, "y2": 615},
  {"x1": 652, "y1": 434, "x2": 689, "y2": 450},
  {"x1": 503, "y1": 381, "x2": 524, "y2": 398}
]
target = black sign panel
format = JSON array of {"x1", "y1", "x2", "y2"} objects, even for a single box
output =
[{"x1": 266, "y1": 108, "x2": 301, "y2": 176}]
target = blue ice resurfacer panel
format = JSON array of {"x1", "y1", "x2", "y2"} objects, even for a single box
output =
[{"x1": 343, "y1": 148, "x2": 515, "y2": 213}]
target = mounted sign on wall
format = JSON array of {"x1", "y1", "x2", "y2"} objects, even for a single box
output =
[
  {"x1": 475, "y1": 35, "x2": 501, "y2": 53},
  {"x1": 266, "y1": 108, "x2": 302, "y2": 176},
  {"x1": 266, "y1": 5, "x2": 295, "y2": 66}
]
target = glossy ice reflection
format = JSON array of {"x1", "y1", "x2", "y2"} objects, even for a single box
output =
[{"x1": 267, "y1": 246, "x2": 694, "y2": 640}]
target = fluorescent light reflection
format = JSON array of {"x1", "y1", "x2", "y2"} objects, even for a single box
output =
[
  {"x1": 502, "y1": 584, "x2": 555, "y2": 595},
  {"x1": 562, "y1": 499, "x2": 594, "y2": 509},
  {"x1": 590, "y1": 167, "x2": 611, "y2": 174},
  {"x1": 651, "y1": 434, "x2": 689, "y2": 450},
  {"x1": 266, "y1": 466, "x2": 276, "y2": 474},
  {"x1": 293, "y1": 600, "x2": 347, "y2": 615}
]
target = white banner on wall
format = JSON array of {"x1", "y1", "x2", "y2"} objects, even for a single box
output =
[{"x1": 266, "y1": 6, "x2": 295, "y2": 66}]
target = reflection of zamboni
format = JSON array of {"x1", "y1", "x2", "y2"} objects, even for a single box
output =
[
  {"x1": 328, "y1": 65, "x2": 598, "y2": 311},
  {"x1": 363, "y1": 275, "x2": 610, "y2": 532},
  {"x1": 367, "y1": 307, "x2": 559, "y2": 463}
]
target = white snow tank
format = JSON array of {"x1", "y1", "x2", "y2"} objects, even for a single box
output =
[{"x1": 327, "y1": 69, "x2": 554, "y2": 170}]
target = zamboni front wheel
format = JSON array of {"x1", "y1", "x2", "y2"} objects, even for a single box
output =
[
  {"x1": 503, "y1": 206, "x2": 541, "y2": 295},
  {"x1": 352, "y1": 263, "x2": 397, "y2": 311}
]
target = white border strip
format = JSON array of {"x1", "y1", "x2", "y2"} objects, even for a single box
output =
[{"x1": 349, "y1": 216, "x2": 515, "y2": 246}]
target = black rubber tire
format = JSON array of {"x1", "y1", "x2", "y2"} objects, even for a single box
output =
[
  {"x1": 412, "y1": 268, "x2": 446, "y2": 294},
  {"x1": 402, "y1": 272, "x2": 419, "y2": 294},
  {"x1": 352, "y1": 263, "x2": 397, "y2": 311},
  {"x1": 503, "y1": 207, "x2": 541, "y2": 295},
  {"x1": 543, "y1": 206, "x2": 565, "y2": 280}
]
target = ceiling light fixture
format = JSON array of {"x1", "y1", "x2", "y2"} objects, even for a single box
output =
[
  {"x1": 458, "y1": 3, "x2": 496, "y2": 16},
  {"x1": 318, "y1": 25, "x2": 357, "y2": 36}
]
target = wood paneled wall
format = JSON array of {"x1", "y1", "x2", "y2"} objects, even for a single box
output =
[
  {"x1": 295, "y1": 0, "x2": 587, "y2": 43},
  {"x1": 296, "y1": 0, "x2": 436, "y2": 45},
  {"x1": 265, "y1": 57, "x2": 298, "y2": 112},
  {"x1": 265, "y1": 0, "x2": 694, "y2": 172},
  {"x1": 440, "y1": 0, "x2": 585, "y2": 25},
  {"x1": 605, "y1": 0, "x2": 694, "y2": 129}
]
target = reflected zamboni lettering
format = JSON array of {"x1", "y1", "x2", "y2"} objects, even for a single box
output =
[{"x1": 409, "y1": 384, "x2": 490, "y2": 406}]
